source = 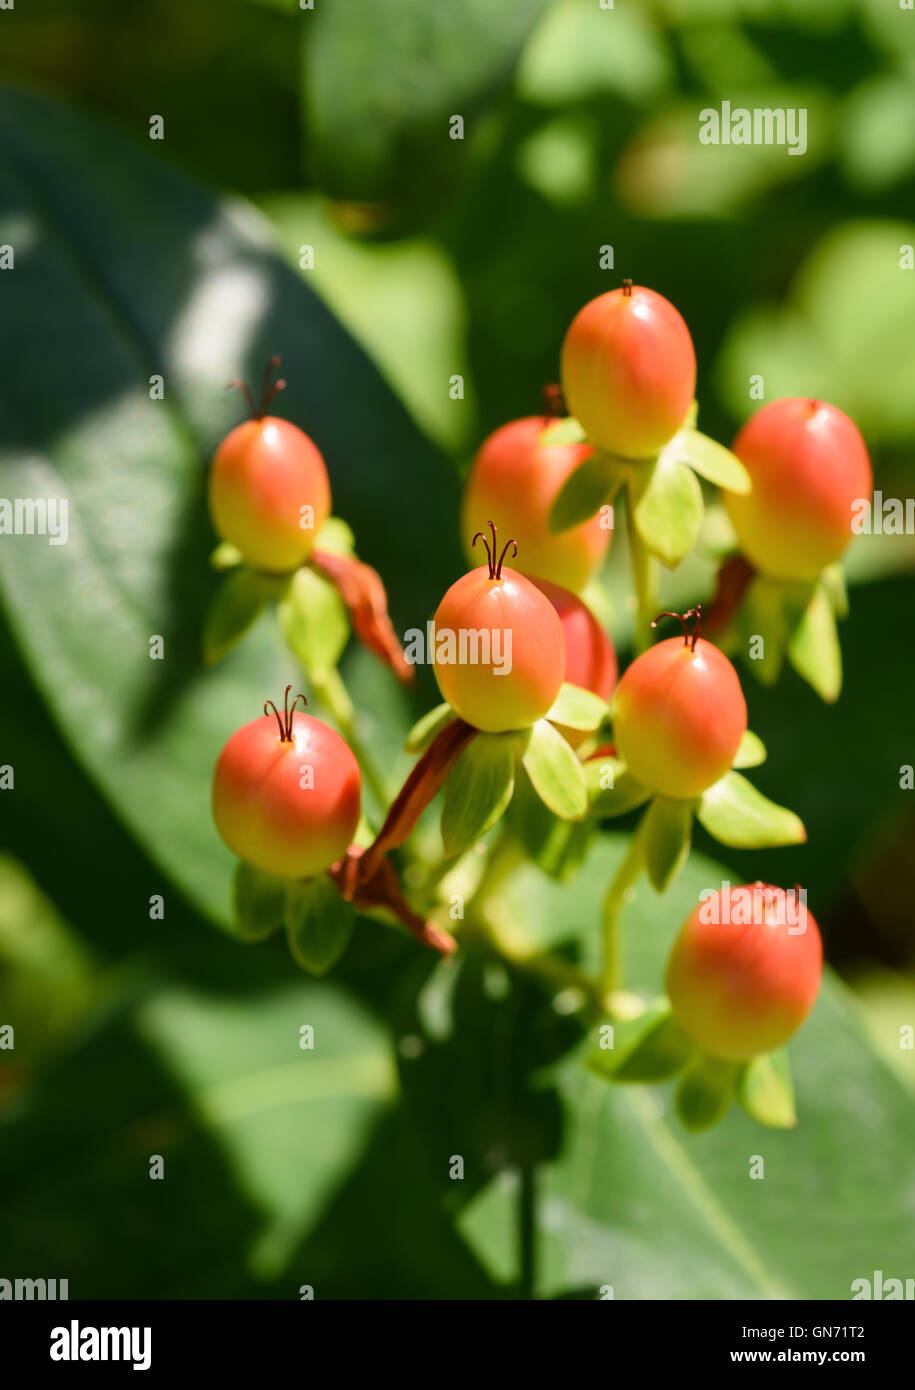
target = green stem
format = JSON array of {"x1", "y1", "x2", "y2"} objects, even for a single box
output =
[
  {"x1": 600, "y1": 817, "x2": 647, "y2": 1003},
  {"x1": 624, "y1": 480, "x2": 658, "y2": 653},
  {"x1": 310, "y1": 666, "x2": 390, "y2": 811}
]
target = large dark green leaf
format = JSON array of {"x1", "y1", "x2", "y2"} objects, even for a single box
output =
[{"x1": 0, "y1": 86, "x2": 460, "y2": 927}]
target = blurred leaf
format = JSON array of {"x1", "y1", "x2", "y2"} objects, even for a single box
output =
[
  {"x1": 278, "y1": 565, "x2": 349, "y2": 678},
  {"x1": 717, "y1": 221, "x2": 915, "y2": 446},
  {"x1": 549, "y1": 450, "x2": 623, "y2": 533},
  {"x1": 204, "y1": 568, "x2": 282, "y2": 666},
  {"x1": 840, "y1": 75, "x2": 915, "y2": 193},
  {"x1": 303, "y1": 0, "x2": 552, "y2": 207},
  {"x1": 697, "y1": 771, "x2": 807, "y2": 849},
  {"x1": 516, "y1": 0, "x2": 671, "y2": 106},
  {"x1": 642, "y1": 796, "x2": 693, "y2": 892},
  {"x1": 520, "y1": 719, "x2": 587, "y2": 820},
  {"x1": 737, "y1": 1050, "x2": 797, "y2": 1130},
  {"x1": 587, "y1": 999, "x2": 694, "y2": 1084},
  {"x1": 441, "y1": 732, "x2": 516, "y2": 855},
  {"x1": 285, "y1": 876, "x2": 355, "y2": 975},
  {"x1": 545, "y1": 681, "x2": 609, "y2": 732},
  {"x1": 585, "y1": 755, "x2": 652, "y2": 818},
  {"x1": 676, "y1": 1055, "x2": 740, "y2": 1132},
  {"x1": 0, "y1": 86, "x2": 460, "y2": 928},
  {"x1": 787, "y1": 582, "x2": 843, "y2": 703},
  {"x1": 232, "y1": 862, "x2": 286, "y2": 944},
  {"x1": 539, "y1": 416, "x2": 586, "y2": 446},
  {"x1": 405, "y1": 701, "x2": 456, "y2": 753},
  {"x1": 630, "y1": 451, "x2": 703, "y2": 568},
  {"x1": 732, "y1": 729, "x2": 766, "y2": 769}
]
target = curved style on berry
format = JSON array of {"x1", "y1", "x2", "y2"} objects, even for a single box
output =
[
  {"x1": 460, "y1": 417, "x2": 610, "y2": 592},
  {"x1": 208, "y1": 358, "x2": 331, "y2": 572},
  {"x1": 433, "y1": 523, "x2": 566, "y2": 733},
  {"x1": 611, "y1": 607, "x2": 746, "y2": 799},
  {"x1": 666, "y1": 883, "x2": 823, "y2": 1060},
  {"x1": 212, "y1": 687, "x2": 361, "y2": 878},
  {"x1": 561, "y1": 281, "x2": 696, "y2": 459},
  {"x1": 725, "y1": 397, "x2": 873, "y2": 582}
]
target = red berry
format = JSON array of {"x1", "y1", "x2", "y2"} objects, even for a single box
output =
[
  {"x1": 666, "y1": 883, "x2": 823, "y2": 1060},
  {"x1": 209, "y1": 416, "x2": 331, "y2": 572},
  {"x1": 725, "y1": 398, "x2": 872, "y2": 583},
  {"x1": 212, "y1": 689, "x2": 360, "y2": 878},
  {"x1": 460, "y1": 417, "x2": 610, "y2": 592},
  {"x1": 561, "y1": 282, "x2": 696, "y2": 459},
  {"x1": 611, "y1": 611, "x2": 746, "y2": 799},
  {"x1": 530, "y1": 577, "x2": 616, "y2": 747},
  {"x1": 433, "y1": 526, "x2": 565, "y2": 734}
]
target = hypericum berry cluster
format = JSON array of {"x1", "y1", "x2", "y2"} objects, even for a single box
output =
[{"x1": 203, "y1": 275, "x2": 872, "y2": 1130}]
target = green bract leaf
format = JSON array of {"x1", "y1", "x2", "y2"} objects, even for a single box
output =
[
  {"x1": 584, "y1": 755, "x2": 652, "y2": 818},
  {"x1": 539, "y1": 416, "x2": 587, "y2": 447},
  {"x1": 313, "y1": 515, "x2": 356, "y2": 556},
  {"x1": 284, "y1": 876, "x2": 355, "y2": 975},
  {"x1": 737, "y1": 1051, "x2": 797, "y2": 1130},
  {"x1": 676, "y1": 1055, "x2": 741, "y2": 1132},
  {"x1": 732, "y1": 729, "x2": 767, "y2": 770},
  {"x1": 203, "y1": 568, "x2": 281, "y2": 666},
  {"x1": 545, "y1": 681, "x2": 610, "y2": 732},
  {"x1": 441, "y1": 733, "x2": 516, "y2": 856},
  {"x1": 629, "y1": 450, "x2": 703, "y2": 568},
  {"x1": 405, "y1": 701, "x2": 456, "y2": 754},
  {"x1": 698, "y1": 771, "x2": 807, "y2": 849},
  {"x1": 278, "y1": 565, "x2": 349, "y2": 678},
  {"x1": 587, "y1": 999, "x2": 695, "y2": 1083},
  {"x1": 231, "y1": 861, "x2": 286, "y2": 943},
  {"x1": 741, "y1": 576, "x2": 815, "y2": 688},
  {"x1": 787, "y1": 583, "x2": 842, "y2": 703},
  {"x1": 821, "y1": 563, "x2": 849, "y2": 619},
  {"x1": 210, "y1": 541, "x2": 243, "y2": 571},
  {"x1": 642, "y1": 797, "x2": 694, "y2": 892},
  {"x1": 672, "y1": 428, "x2": 752, "y2": 494},
  {"x1": 520, "y1": 720, "x2": 588, "y2": 821},
  {"x1": 548, "y1": 450, "x2": 624, "y2": 533},
  {"x1": 508, "y1": 777, "x2": 595, "y2": 881}
]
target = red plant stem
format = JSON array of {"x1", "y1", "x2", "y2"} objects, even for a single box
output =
[
  {"x1": 703, "y1": 555, "x2": 755, "y2": 636},
  {"x1": 359, "y1": 717, "x2": 477, "y2": 880}
]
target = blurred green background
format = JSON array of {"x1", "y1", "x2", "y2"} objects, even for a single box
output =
[{"x1": 1, "y1": 0, "x2": 914, "y2": 1299}]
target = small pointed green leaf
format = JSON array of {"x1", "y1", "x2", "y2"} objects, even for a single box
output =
[
  {"x1": 821, "y1": 563, "x2": 849, "y2": 619},
  {"x1": 285, "y1": 875, "x2": 355, "y2": 975},
  {"x1": 737, "y1": 1050, "x2": 797, "y2": 1129},
  {"x1": 732, "y1": 729, "x2": 767, "y2": 769},
  {"x1": 231, "y1": 862, "x2": 287, "y2": 943},
  {"x1": 278, "y1": 564, "x2": 349, "y2": 678},
  {"x1": 787, "y1": 583, "x2": 842, "y2": 703},
  {"x1": 441, "y1": 733, "x2": 516, "y2": 856},
  {"x1": 548, "y1": 450, "x2": 624, "y2": 533},
  {"x1": 520, "y1": 719, "x2": 588, "y2": 821},
  {"x1": 546, "y1": 681, "x2": 610, "y2": 732},
  {"x1": 584, "y1": 755, "x2": 651, "y2": 818},
  {"x1": 742, "y1": 576, "x2": 814, "y2": 688},
  {"x1": 673, "y1": 428, "x2": 751, "y2": 494},
  {"x1": 507, "y1": 776, "x2": 594, "y2": 880},
  {"x1": 630, "y1": 450, "x2": 703, "y2": 568},
  {"x1": 210, "y1": 540, "x2": 243, "y2": 571},
  {"x1": 676, "y1": 1055, "x2": 741, "y2": 1132},
  {"x1": 313, "y1": 514, "x2": 356, "y2": 555},
  {"x1": 203, "y1": 568, "x2": 279, "y2": 665},
  {"x1": 405, "y1": 701, "x2": 456, "y2": 754},
  {"x1": 698, "y1": 770, "x2": 806, "y2": 849},
  {"x1": 587, "y1": 999, "x2": 695, "y2": 1084},
  {"x1": 642, "y1": 796, "x2": 694, "y2": 892},
  {"x1": 539, "y1": 416, "x2": 587, "y2": 447}
]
